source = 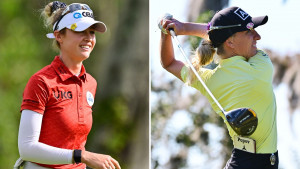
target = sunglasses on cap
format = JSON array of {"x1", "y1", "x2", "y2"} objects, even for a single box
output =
[
  {"x1": 62, "y1": 3, "x2": 92, "y2": 16},
  {"x1": 208, "y1": 23, "x2": 241, "y2": 31},
  {"x1": 54, "y1": 3, "x2": 93, "y2": 31}
]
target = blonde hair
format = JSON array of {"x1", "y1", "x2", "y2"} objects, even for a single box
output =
[
  {"x1": 186, "y1": 39, "x2": 225, "y2": 85},
  {"x1": 41, "y1": 1, "x2": 67, "y2": 49},
  {"x1": 190, "y1": 39, "x2": 216, "y2": 72}
]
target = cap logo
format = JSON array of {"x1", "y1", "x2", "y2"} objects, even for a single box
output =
[
  {"x1": 73, "y1": 11, "x2": 94, "y2": 19},
  {"x1": 82, "y1": 11, "x2": 94, "y2": 18},
  {"x1": 246, "y1": 22, "x2": 254, "y2": 30},
  {"x1": 234, "y1": 8, "x2": 249, "y2": 20},
  {"x1": 71, "y1": 23, "x2": 77, "y2": 30},
  {"x1": 73, "y1": 12, "x2": 82, "y2": 19}
]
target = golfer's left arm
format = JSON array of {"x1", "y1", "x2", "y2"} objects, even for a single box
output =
[
  {"x1": 164, "y1": 19, "x2": 209, "y2": 39},
  {"x1": 18, "y1": 109, "x2": 74, "y2": 164}
]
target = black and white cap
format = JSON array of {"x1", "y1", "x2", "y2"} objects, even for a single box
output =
[{"x1": 208, "y1": 6, "x2": 268, "y2": 48}]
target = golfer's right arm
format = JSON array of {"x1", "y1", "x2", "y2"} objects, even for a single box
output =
[{"x1": 159, "y1": 32, "x2": 184, "y2": 80}]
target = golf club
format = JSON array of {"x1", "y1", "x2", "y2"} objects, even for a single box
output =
[{"x1": 161, "y1": 14, "x2": 258, "y2": 136}]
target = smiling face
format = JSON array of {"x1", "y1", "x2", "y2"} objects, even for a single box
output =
[
  {"x1": 55, "y1": 26, "x2": 96, "y2": 63},
  {"x1": 230, "y1": 29, "x2": 261, "y2": 59}
]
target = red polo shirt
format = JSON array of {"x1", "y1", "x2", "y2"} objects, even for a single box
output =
[{"x1": 21, "y1": 56, "x2": 97, "y2": 168}]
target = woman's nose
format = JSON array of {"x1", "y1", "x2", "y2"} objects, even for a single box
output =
[
  {"x1": 84, "y1": 31, "x2": 94, "y2": 41},
  {"x1": 253, "y1": 30, "x2": 261, "y2": 40}
]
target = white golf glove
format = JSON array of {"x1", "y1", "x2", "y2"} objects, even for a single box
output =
[{"x1": 157, "y1": 13, "x2": 173, "y2": 34}]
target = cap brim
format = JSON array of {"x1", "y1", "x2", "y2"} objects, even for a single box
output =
[
  {"x1": 252, "y1": 15, "x2": 268, "y2": 28},
  {"x1": 46, "y1": 21, "x2": 107, "y2": 39},
  {"x1": 67, "y1": 19, "x2": 107, "y2": 33},
  {"x1": 94, "y1": 22, "x2": 107, "y2": 33}
]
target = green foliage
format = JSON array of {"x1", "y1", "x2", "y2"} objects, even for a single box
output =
[
  {"x1": 0, "y1": 0, "x2": 149, "y2": 169},
  {"x1": 176, "y1": 133, "x2": 196, "y2": 146},
  {"x1": 151, "y1": 78, "x2": 233, "y2": 168},
  {"x1": 188, "y1": 10, "x2": 214, "y2": 50},
  {"x1": 0, "y1": 1, "x2": 50, "y2": 167},
  {"x1": 87, "y1": 96, "x2": 132, "y2": 169}
]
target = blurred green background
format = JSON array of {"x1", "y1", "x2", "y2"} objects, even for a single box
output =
[{"x1": 0, "y1": 0, "x2": 149, "y2": 168}]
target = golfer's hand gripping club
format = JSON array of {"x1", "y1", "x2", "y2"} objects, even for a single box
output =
[
  {"x1": 159, "y1": 14, "x2": 258, "y2": 136},
  {"x1": 158, "y1": 13, "x2": 173, "y2": 34}
]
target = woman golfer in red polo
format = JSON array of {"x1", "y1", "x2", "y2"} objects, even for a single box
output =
[{"x1": 14, "y1": 1, "x2": 121, "y2": 169}]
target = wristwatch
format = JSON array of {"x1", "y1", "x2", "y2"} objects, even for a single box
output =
[{"x1": 73, "y1": 149, "x2": 82, "y2": 164}]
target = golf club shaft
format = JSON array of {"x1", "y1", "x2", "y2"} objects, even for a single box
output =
[{"x1": 170, "y1": 30, "x2": 226, "y2": 114}]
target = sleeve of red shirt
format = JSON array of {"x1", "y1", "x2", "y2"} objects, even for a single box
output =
[{"x1": 21, "y1": 75, "x2": 49, "y2": 114}]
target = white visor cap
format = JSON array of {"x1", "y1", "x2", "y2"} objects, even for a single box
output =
[{"x1": 46, "y1": 10, "x2": 107, "y2": 39}]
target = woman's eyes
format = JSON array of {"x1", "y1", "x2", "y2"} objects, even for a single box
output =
[
  {"x1": 76, "y1": 30, "x2": 95, "y2": 35},
  {"x1": 247, "y1": 29, "x2": 256, "y2": 34}
]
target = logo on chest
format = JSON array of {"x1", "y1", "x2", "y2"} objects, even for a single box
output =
[
  {"x1": 53, "y1": 89, "x2": 73, "y2": 100},
  {"x1": 86, "y1": 91, "x2": 94, "y2": 106}
]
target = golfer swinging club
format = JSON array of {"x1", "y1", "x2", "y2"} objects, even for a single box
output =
[
  {"x1": 14, "y1": 1, "x2": 121, "y2": 169},
  {"x1": 158, "y1": 6, "x2": 278, "y2": 169}
]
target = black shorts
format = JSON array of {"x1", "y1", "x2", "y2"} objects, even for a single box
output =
[{"x1": 224, "y1": 148, "x2": 279, "y2": 169}]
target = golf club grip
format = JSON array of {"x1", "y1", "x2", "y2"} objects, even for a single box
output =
[
  {"x1": 169, "y1": 28, "x2": 176, "y2": 37},
  {"x1": 169, "y1": 29, "x2": 226, "y2": 114}
]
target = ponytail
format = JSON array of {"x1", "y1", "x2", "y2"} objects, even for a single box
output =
[
  {"x1": 186, "y1": 39, "x2": 226, "y2": 85},
  {"x1": 185, "y1": 39, "x2": 215, "y2": 85},
  {"x1": 41, "y1": 1, "x2": 67, "y2": 48},
  {"x1": 192, "y1": 39, "x2": 216, "y2": 70},
  {"x1": 41, "y1": 1, "x2": 66, "y2": 29}
]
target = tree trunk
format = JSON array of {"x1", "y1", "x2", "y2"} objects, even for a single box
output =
[{"x1": 90, "y1": 0, "x2": 149, "y2": 168}]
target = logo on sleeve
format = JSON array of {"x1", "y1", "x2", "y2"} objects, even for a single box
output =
[
  {"x1": 86, "y1": 91, "x2": 94, "y2": 106},
  {"x1": 234, "y1": 8, "x2": 249, "y2": 20}
]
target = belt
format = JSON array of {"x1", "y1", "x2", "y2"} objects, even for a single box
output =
[{"x1": 231, "y1": 148, "x2": 279, "y2": 167}]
